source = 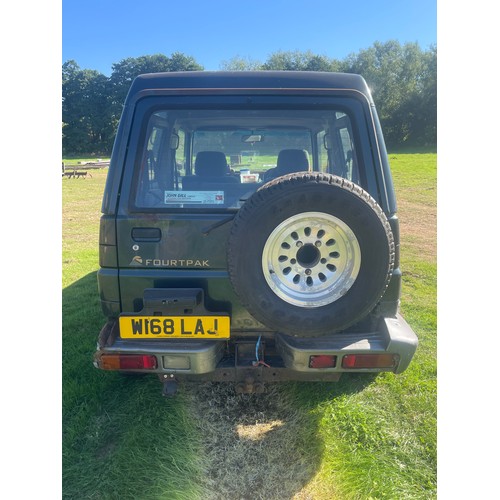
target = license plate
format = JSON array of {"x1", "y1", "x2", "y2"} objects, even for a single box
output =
[{"x1": 119, "y1": 315, "x2": 230, "y2": 339}]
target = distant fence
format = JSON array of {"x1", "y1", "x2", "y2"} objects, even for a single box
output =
[{"x1": 62, "y1": 161, "x2": 110, "y2": 178}]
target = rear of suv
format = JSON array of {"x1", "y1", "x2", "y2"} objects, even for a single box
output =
[{"x1": 94, "y1": 71, "x2": 418, "y2": 395}]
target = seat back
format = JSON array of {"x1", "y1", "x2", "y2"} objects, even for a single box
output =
[
  {"x1": 183, "y1": 151, "x2": 239, "y2": 191},
  {"x1": 263, "y1": 149, "x2": 311, "y2": 181},
  {"x1": 195, "y1": 151, "x2": 230, "y2": 177},
  {"x1": 276, "y1": 149, "x2": 310, "y2": 173}
]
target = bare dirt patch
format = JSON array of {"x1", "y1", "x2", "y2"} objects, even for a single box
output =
[
  {"x1": 397, "y1": 197, "x2": 437, "y2": 261},
  {"x1": 184, "y1": 382, "x2": 324, "y2": 499}
]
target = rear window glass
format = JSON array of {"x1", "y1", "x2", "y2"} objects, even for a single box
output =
[{"x1": 135, "y1": 109, "x2": 360, "y2": 209}]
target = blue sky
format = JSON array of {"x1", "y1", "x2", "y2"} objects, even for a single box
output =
[{"x1": 63, "y1": 0, "x2": 437, "y2": 75}]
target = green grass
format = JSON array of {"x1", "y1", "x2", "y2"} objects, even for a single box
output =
[
  {"x1": 63, "y1": 170, "x2": 204, "y2": 499},
  {"x1": 63, "y1": 155, "x2": 437, "y2": 499},
  {"x1": 288, "y1": 153, "x2": 437, "y2": 499}
]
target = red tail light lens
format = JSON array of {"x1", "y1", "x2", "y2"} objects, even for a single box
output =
[
  {"x1": 309, "y1": 355, "x2": 337, "y2": 368},
  {"x1": 99, "y1": 354, "x2": 157, "y2": 370},
  {"x1": 342, "y1": 354, "x2": 398, "y2": 369}
]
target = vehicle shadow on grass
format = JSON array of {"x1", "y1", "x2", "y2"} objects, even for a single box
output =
[
  {"x1": 182, "y1": 373, "x2": 376, "y2": 499},
  {"x1": 62, "y1": 272, "x2": 377, "y2": 500},
  {"x1": 63, "y1": 272, "x2": 204, "y2": 499}
]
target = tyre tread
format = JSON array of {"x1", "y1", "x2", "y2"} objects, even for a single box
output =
[{"x1": 227, "y1": 173, "x2": 395, "y2": 336}]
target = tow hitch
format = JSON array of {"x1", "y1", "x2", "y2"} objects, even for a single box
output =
[
  {"x1": 234, "y1": 337, "x2": 268, "y2": 393},
  {"x1": 161, "y1": 374, "x2": 179, "y2": 397}
]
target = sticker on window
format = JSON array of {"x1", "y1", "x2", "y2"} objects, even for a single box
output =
[{"x1": 164, "y1": 191, "x2": 225, "y2": 204}]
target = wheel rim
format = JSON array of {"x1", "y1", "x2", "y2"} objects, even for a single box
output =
[{"x1": 262, "y1": 212, "x2": 361, "y2": 308}]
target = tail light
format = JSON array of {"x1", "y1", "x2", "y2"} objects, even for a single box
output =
[
  {"x1": 99, "y1": 216, "x2": 117, "y2": 267},
  {"x1": 98, "y1": 354, "x2": 157, "y2": 370},
  {"x1": 342, "y1": 353, "x2": 398, "y2": 369}
]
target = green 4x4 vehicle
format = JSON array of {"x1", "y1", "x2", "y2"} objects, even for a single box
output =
[{"x1": 94, "y1": 71, "x2": 418, "y2": 395}]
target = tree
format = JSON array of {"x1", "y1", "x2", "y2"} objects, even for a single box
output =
[
  {"x1": 168, "y1": 52, "x2": 204, "y2": 72},
  {"x1": 62, "y1": 61, "x2": 114, "y2": 154},
  {"x1": 343, "y1": 41, "x2": 436, "y2": 147},
  {"x1": 62, "y1": 44, "x2": 437, "y2": 154},
  {"x1": 262, "y1": 50, "x2": 341, "y2": 72},
  {"x1": 406, "y1": 45, "x2": 437, "y2": 146},
  {"x1": 108, "y1": 53, "x2": 203, "y2": 119},
  {"x1": 62, "y1": 53, "x2": 204, "y2": 154},
  {"x1": 220, "y1": 50, "x2": 342, "y2": 72},
  {"x1": 220, "y1": 55, "x2": 263, "y2": 71}
]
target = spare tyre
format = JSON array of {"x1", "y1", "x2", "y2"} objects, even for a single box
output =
[{"x1": 227, "y1": 172, "x2": 395, "y2": 337}]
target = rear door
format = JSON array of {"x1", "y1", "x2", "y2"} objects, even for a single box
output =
[{"x1": 113, "y1": 94, "x2": 377, "y2": 325}]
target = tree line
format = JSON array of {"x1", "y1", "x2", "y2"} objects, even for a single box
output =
[{"x1": 62, "y1": 41, "x2": 436, "y2": 155}]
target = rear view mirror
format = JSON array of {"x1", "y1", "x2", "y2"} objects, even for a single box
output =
[{"x1": 242, "y1": 134, "x2": 263, "y2": 143}]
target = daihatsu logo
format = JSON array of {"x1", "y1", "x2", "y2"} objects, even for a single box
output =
[{"x1": 130, "y1": 256, "x2": 143, "y2": 266}]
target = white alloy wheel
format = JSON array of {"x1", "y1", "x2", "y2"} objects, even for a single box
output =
[{"x1": 262, "y1": 212, "x2": 361, "y2": 307}]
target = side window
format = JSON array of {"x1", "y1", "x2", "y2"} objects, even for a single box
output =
[
  {"x1": 337, "y1": 125, "x2": 359, "y2": 183},
  {"x1": 144, "y1": 126, "x2": 164, "y2": 184},
  {"x1": 320, "y1": 113, "x2": 360, "y2": 184},
  {"x1": 135, "y1": 112, "x2": 177, "y2": 206},
  {"x1": 175, "y1": 128, "x2": 186, "y2": 177},
  {"x1": 317, "y1": 130, "x2": 329, "y2": 173}
]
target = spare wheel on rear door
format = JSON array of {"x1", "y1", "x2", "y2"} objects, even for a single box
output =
[{"x1": 227, "y1": 172, "x2": 395, "y2": 337}]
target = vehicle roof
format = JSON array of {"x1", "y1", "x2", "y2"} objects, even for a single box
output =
[{"x1": 127, "y1": 71, "x2": 372, "y2": 102}]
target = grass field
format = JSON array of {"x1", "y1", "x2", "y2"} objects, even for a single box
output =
[{"x1": 62, "y1": 154, "x2": 436, "y2": 499}]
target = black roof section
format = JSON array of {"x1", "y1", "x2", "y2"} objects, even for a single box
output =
[{"x1": 127, "y1": 71, "x2": 372, "y2": 102}]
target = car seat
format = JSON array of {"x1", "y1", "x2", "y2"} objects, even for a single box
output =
[{"x1": 263, "y1": 149, "x2": 311, "y2": 182}]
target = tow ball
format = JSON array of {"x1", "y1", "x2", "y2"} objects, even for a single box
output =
[{"x1": 161, "y1": 374, "x2": 179, "y2": 397}]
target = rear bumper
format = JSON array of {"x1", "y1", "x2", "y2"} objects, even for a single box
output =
[
  {"x1": 94, "y1": 314, "x2": 417, "y2": 380},
  {"x1": 276, "y1": 314, "x2": 417, "y2": 375}
]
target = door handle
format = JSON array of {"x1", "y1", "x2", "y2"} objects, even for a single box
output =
[{"x1": 131, "y1": 227, "x2": 162, "y2": 242}]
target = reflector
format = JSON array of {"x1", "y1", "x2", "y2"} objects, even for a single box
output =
[{"x1": 309, "y1": 355, "x2": 337, "y2": 368}]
